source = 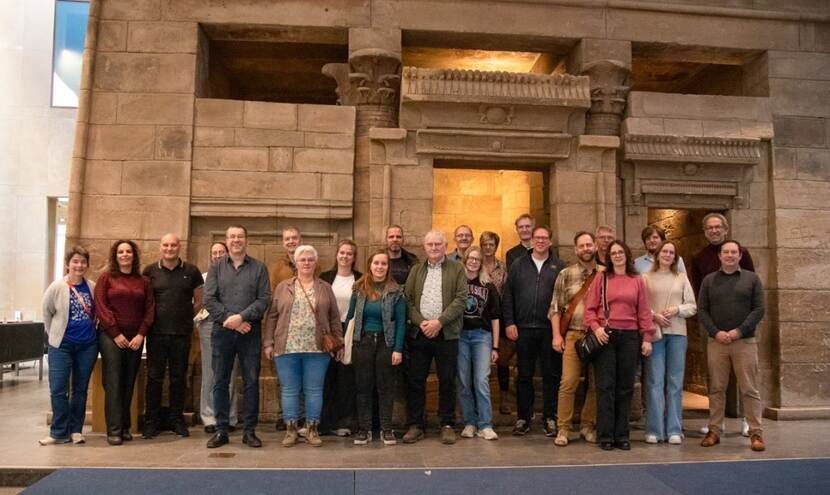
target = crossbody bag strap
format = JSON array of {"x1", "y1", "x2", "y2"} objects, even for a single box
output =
[
  {"x1": 297, "y1": 279, "x2": 325, "y2": 331},
  {"x1": 66, "y1": 281, "x2": 93, "y2": 318},
  {"x1": 561, "y1": 270, "x2": 597, "y2": 334},
  {"x1": 602, "y1": 272, "x2": 610, "y2": 326}
]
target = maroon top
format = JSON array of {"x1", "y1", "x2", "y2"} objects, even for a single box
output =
[
  {"x1": 94, "y1": 272, "x2": 155, "y2": 339},
  {"x1": 584, "y1": 272, "x2": 655, "y2": 342}
]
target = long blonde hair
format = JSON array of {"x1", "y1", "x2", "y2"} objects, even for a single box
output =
[{"x1": 462, "y1": 245, "x2": 491, "y2": 284}]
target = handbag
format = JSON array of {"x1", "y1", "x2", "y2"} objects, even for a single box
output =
[
  {"x1": 341, "y1": 318, "x2": 356, "y2": 365},
  {"x1": 298, "y1": 279, "x2": 344, "y2": 353},
  {"x1": 575, "y1": 272, "x2": 609, "y2": 362}
]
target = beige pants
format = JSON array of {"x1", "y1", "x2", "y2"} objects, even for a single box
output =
[
  {"x1": 557, "y1": 330, "x2": 597, "y2": 430},
  {"x1": 707, "y1": 337, "x2": 762, "y2": 436}
]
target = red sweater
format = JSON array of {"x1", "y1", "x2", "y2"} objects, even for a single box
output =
[
  {"x1": 94, "y1": 272, "x2": 155, "y2": 339},
  {"x1": 583, "y1": 272, "x2": 655, "y2": 342}
]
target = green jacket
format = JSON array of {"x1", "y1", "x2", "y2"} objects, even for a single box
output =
[{"x1": 404, "y1": 257, "x2": 468, "y2": 340}]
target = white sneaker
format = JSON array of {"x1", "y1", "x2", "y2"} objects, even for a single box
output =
[
  {"x1": 476, "y1": 427, "x2": 498, "y2": 440},
  {"x1": 297, "y1": 427, "x2": 308, "y2": 438},
  {"x1": 334, "y1": 428, "x2": 352, "y2": 437},
  {"x1": 38, "y1": 436, "x2": 69, "y2": 446},
  {"x1": 699, "y1": 425, "x2": 709, "y2": 434},
  {"x1": 71, "y1": 433, "x2": 85, "y2": 444},
  {"x1": 460, "y1": 425, "x2": 476, "y2": 438},
  {"x1": 645, "y1": 434, "x2": 659, "y2": 444},
  {"x1": 668, "y1": 434, "x2": 683, "y2": 445},
  {"x1": 741, "y1": 418, "x2": 750, "y2": 437}
]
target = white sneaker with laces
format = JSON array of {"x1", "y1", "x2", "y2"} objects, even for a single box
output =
[
  {"x1": 38, "y1": 436, "x2": 69, "y2": 446},
  {"x1": 477, "y1": 427, "x2": 498, "y2": 440},
  {"x1": 71, "y1": 433, "x2": 85, "y2": 444},
  {"x1": 645, "y1": 434, "x2": 659, "y2": 444},
  {"x1": 668, "y1": 435, "x2": 683, "y2": 445},
  {"x1": 460, "y1": 425, "x2": 476, "y2": 438}
]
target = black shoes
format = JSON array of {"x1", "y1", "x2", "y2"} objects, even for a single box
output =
[
  {"x1": 173, "y1": 422, "x2": 190, "y2": 437},
  {"x1": 512, "y1": 419, "x2": 530, "y2": 436},
  {"x1": 142, "y1": 425, "x2": 159, "y2": 439},
  {"x1": 242, "y1": 431, "x2": 262, "y2": 448},
  {"x1": 614, "y1": 440, "x2": 631, "y2": 451},
  {"x1": 206, "y1": 432, "x2": 229, "y2": 448},
  {"x1": 600, "y1": 441, "x2": 614, "y2": 451},
  {"x1": 204, "y1": 425, "x2": 216, "y2": 434},
  {"x1": 106, "y1": 435, "x2": 123, "y2": 446}
]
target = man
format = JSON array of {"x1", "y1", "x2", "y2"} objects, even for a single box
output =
[
  {"x1": 550, "y1": 231, "x2": 602, "y2": 446},
  {"x1": 203, "y1": 225, "x2": 271, "y2": 448},
  {"x1": 698, "y1": 240, "x2": 765, "y2": 452},
  {"x1": 691, "y1": 213, "x2": 754, "y2": 296},
  {"x1": 269, "y1": 226, "x2": 302, "y2": 289},
  {"x1": 402, "y1": 230, "x2": 467, "y2": 445},
  {"x1": 385, "y1": 224, "x2": 419, "y2": 285},
  {"x1": 141, "y1": 234, "x2": 204, "y2": 439},
  {"x1": 634, "y1": 225, "x2": 686, "y2": 274},
  {"x1": 447, "y1": 224, "x2": 473, "y2": 261},
  {"x1": 595, "y1": 225, "x2": 615, "y2": 267},
  {"x1": 691, "y1": 212, "x2": 754, "y2": 437},
  {"x1": 503, "y1": 225, "x2": 565, "y2": 437},
  {"x1": 506, "y1": 214, "x2": 534, "y2": 269}
]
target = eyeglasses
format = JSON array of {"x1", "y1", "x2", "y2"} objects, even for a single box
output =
[
  {"x1": 704, "y1": 226, "x2": 724, "y2": 231},
  {"x1": 532, "y1": 236, "x2": 550, "y2": 241},
  {"x1": 466, "y1": 257, "x2": 482, "y2": 262}
]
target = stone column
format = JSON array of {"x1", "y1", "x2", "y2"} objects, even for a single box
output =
[
  {"x1": 323, "y1": 28, "x2": 401, "y2": 257},
  {"x1": 569, "y1": 39, "x2": 631, "y2": 136}
]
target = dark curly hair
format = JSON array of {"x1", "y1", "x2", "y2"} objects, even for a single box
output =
[{"x1": 108, "y1": 239, "x2": 141, "y2": 276}]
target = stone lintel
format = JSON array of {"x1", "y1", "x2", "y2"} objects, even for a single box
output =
[
  {"x1": 764, "y1": 406, "x2": 830, "y2": 421},
  {"x1": 578, "y1": 134, "x2": 621, "y2": 149},
  {"x1": 415, "y1": 129, "x2": 571, "y2": 162},
  {"x1": 369, "y1": 127, "x2": 407, "y2": 141},
  {"x1": 624, "y1": 134, "x2": 762, "y2": 165},
  {"x1": 190, "y1": 198, "x2": 352, "y2": 219}
]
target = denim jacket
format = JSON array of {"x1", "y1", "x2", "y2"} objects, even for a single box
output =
[{"x1": 346, "y1": 286, "x2": 406, "y2": 352}]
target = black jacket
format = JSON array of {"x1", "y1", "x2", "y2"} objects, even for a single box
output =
[
  {"x1": 320, "y1": 268, "x2": 363, "y2": 285},
  {"x1": 502, "y1": 250, "x2": 565, "y2": 330}
]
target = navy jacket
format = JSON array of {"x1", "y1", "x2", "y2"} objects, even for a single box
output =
[{"x1": 502, "y1": 250, "x2": 565, "y2": 330}]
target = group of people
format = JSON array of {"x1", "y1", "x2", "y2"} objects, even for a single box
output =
[{"x1": 39, "y1": 211, "x2": 766, "y2": 453}]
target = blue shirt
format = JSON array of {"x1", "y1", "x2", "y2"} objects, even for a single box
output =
[{"x1": 63, "y1": 280, "x2": 96, "y2": 344}]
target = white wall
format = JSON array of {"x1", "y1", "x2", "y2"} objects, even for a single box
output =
[{"x1": 0, "y1": 0, "x2": 77, "y2": 320}]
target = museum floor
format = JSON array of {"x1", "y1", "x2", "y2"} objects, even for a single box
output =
[{"x1": 2, "y1": 364, "x2": 829, "y2": 493}]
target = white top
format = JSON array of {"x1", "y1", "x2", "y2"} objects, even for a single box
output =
[
  {"x1": 532, "y1": 256, "x2": 545, "y2": 273},
  {"x1": 642, "y1": 270, "x2": 697, "y2": 336},
  {"x1": 331, "y1": 274, "x2": 356, "y2": 322}
]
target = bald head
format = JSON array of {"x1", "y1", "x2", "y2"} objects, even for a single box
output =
[{"x1": 160, "y1": 233, "x2": 181, "y2": 263}]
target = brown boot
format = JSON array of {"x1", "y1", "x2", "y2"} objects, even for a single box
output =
[
  {"x1": 306, "y1": 421, "x2": 323, "y2": 447},
  {"x1": 282, "y1": 421, "x2": 298, "y2": 448},
  {"x1": 750, "y1": 434, "x2": 766, "y2": 452},
  {"x1": 700, "y1": 431, "x2": 720, "y2": 447}
]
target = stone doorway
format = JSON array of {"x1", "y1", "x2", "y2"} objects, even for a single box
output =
[{"x1": 432, "y1": 167, "x2": 548, "y2": 257}]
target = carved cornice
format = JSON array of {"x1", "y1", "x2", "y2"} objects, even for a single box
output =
[
  {"x1": 191, "y1": 198, "x2": 352, "y2": 219},
  {"x1": 624, "y1": 134, "x2": 762, "y2": 164},
  {"x1": 401, "y1": 67, "x2": 591, "y2": 107},
  {"x1": 415, "y1": 129, "x2": 571, "y2": 162}
]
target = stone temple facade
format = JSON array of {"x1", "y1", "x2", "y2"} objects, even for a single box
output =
[{"x1": 68, "y1": 0, "x2": 830, "y2": 422}]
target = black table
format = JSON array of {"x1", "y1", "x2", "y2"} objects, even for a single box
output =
[{"x1": 0, "y1": 322, "x2": 45, "y2": 381}]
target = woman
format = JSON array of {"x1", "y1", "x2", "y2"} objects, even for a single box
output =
[
  {"x1": 95, "y1": 240, "x2": 155, "y2": 446},
  {"x1": 480, "y1": 231, "x2": 512, "y2": 415},
  {"x1": 40, "y1": 246, "x2": 99, "y2": 446},
  {"x1": 319, "y1": 239, "x2": 362, "y2": 436},
  {"x1": 458, "y1": 246, "x2": 501, "y2": 441},
  {"x1": 584, "y1": 240, "x2": 654, "y2": 451},
  {"x1": 263, "y1": 245, "x2": 343, "y2": 447},
  {"x1": 643, "y1": 241, "x2": 697, "y2": 445},
  {"x1": 344, "y1": 249, "x2": 405, "y2": 445}
]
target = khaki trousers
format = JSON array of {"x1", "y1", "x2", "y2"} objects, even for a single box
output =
[
  {"x1": 557, "y1": 330, "x2": 597, "y2": 430},
  {"x1": 707, "y1": 337, "x2": 762, "y2": 436}
]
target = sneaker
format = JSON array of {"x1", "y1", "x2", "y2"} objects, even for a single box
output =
[
  {"x1": 668, "y1": 434, "x2": 683, "y2": 445},
  {"x1": 477, "y1": 427, "x2": 498, "y2": 440},
  {"x1": 512, "y1": 419, "x2": 530, "y2": 436},
  {"x1": 381, "y1": 430, "x2": 397, "y2": 445},
  {"x1": 334, "y1": 428, "x2": 352, "y2": 437},
  {"x1": 71, "y1": 433, "x2": 85, "y2": 444},
  {"x1": 38, "y1": 436, "x2": 69, "y2": 446},
  {"x1": 554, "y1": 430, "x2": 569, "y2": 446},
  {"x1": 543, "y1": 418, "x2": 557, "y2": 437},
  {"x1": 440, "y1": 425, "x2": 457, "y2": 445},
  {"x1": 741, "y1": 418, "x2": 750, "y2": 437},
  {"x1": 402, "y1": 425, "x2": 424, "y2": 444},
  {"x1": 460, "y1": 425, "x2": 476, "y2": 438},
  {"x1": 580, "y1": 427, "x2": 597, "y2": 444},
  {"x1": 645, "y1": 434, "x2": 659, "y2": 444},
  {"x1": 353, "y1": 430, "x2": 371, "y2": 445},
  {"x1": 297, "y1": 427, "x2": 308, "y2": 438}
]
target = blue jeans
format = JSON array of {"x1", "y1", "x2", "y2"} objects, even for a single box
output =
[
  {"x1": 212, "y1": 325, "x2": 262, "y2": 433},
  {"x1": 646, "y1": 334, "x2": 688, "y2": 440},
  {"x1": 275, "y1": 352, "x2": 330, "y2": 422},
  {"x1": 457, "y1": 329, "x2": 493, "y2": 429},
  {"x1": 48, "y1": 339, "x2": 98, "y2": 440}
]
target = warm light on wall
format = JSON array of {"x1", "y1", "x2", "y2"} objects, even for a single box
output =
[{"x1": 403, "y1": 47, "x2": 542, "y2": 73}]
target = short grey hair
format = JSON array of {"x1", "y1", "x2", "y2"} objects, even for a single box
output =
[
  {"x1": 293, "y1": 244, "x2": 318, "y2": 261},
  {"x1": 702, "y1": 212, "x2": 729, "y2": 230},
  {"x1": 424, "y1": 229, "x2": 447, "y2": 245}
]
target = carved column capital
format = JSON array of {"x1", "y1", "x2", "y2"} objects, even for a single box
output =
[{"x1": 581, "y1": 59, "x2": 630, "y2": 136}]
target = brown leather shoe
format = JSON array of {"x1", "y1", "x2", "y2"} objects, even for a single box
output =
[
  {"x1": 700, "y1": 431, "x2": 720, "y2": 447},
  {"x1": 750, "y1": 434, "x2": 766, "y2": 452}
]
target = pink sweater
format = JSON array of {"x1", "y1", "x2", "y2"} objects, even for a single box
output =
[{"x1": 583, "y1": 272, "x2": 655, "y2": 342}]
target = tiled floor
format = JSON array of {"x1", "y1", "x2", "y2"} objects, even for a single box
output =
[{"x1": 2, "y1": 365, "x2": 829, "y2": 472}]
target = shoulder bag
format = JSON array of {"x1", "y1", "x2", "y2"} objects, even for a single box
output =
[{"x1": 298, "y1": 280, "x2": 344, "y2": 353}]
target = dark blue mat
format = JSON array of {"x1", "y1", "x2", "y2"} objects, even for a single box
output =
[{"x1": 24, "y1": 459, "x2": 830, "y2": 495}]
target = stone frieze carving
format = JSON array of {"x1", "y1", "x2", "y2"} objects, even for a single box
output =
[
  {"x1": 415, "y1": 129, "x2": 571, "y2": 162},
  {"x1": 401, "y1": 67, "x2": 590, "y2": 106},
  {"x1": 624, "y1": 134, "x2": 762, "y2": 164}
]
